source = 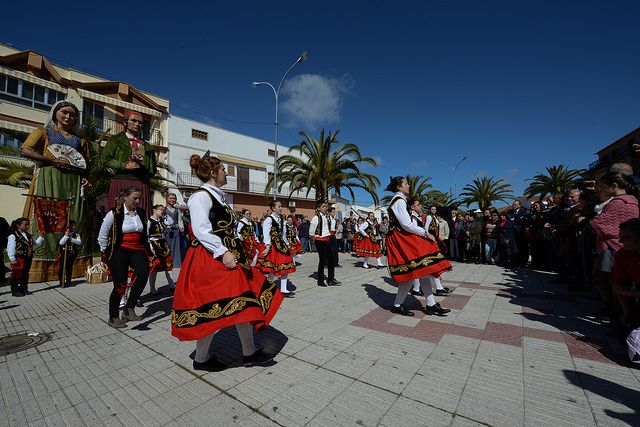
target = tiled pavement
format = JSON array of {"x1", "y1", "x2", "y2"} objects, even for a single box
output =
[{"x1": 0, "y1": 254, "x2": 639, "y2": 426}]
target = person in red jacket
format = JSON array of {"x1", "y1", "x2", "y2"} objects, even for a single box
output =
[{"x1": 590, "y1": 171, "x2": 639, "y2": 317}]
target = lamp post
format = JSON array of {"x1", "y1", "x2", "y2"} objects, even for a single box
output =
[
  {"x1": 252, "y1": 51, "x2": 309, "y2": 199},
  {"x1": 443, "y1": 155, "x2": 468, "y2": 201}
]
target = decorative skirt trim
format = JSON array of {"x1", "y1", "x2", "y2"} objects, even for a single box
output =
[{"x1": 171, "y1": 278, "x2": 277, "y2": 329}]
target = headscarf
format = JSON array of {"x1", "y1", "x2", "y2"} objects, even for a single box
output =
[{"x1": 45, "y1": 100, "x2": 81, "y2": 135}]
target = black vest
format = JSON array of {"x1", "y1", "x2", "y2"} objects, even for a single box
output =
[
  {"x1": 387, "y1": 196, "x2": 413, "y2": 232},
  {"x1": 192, "y1": 189, "x2": 250, "y2": 270},
  {"x1": 59, "y1": 232, "x2": 79, "y2": 256},
  {"x1": 148, "y1": 217, "x2": 166, "y2": 238},
  {"x1": 105, "y1": 207, "x2": 150, "y2": 260},
  {"x1": 14, "y1": 231, "x2": 33, "y2": 258},
  {"x1": 267, "y1": 215, "x2": 289, "y2": 254}
]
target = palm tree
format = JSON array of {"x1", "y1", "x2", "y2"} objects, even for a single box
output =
[
  {"x1": 425, "y1": 189, "x2": 456, "y2": 207},
  {"x1": 268, "y1": 129, "x2": 380, "y2": 203},
  {"x1": 0, "y1": 146, "x2": 33, "y2": 188},
  {"x1": 459, "y1": 176, "x2": 514, "y2": 211},
  {"x1": 381, "y1": 175, "x2": 441, "y2": 207},
  {"x1": 524, "y1": 165, "x2": 584, "y2": 199}
]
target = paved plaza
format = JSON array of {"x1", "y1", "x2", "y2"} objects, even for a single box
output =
[{"x1": 1, "y1": 254, "x2": 639, "y2": 426}]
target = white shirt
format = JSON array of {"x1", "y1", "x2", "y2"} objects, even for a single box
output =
[
  {"x1": 187, "y1": 184, "x2": 234, "y2": 258},
  {"x1": 310, "y1": 213, "x2": 331, "y2": 238},
  {"x1": 358, "y1": 220, "x2": 375, "y2": 236},
  {"x1": 97, "y1": 209, "x2": 145, "y2": 251},
  {"x1": 7, "y1": 232, "x2": 44, "y2": 262},
  {"x1": 59, "y1": 233, "x2": 81, "y2": 246},
  {"x1": 237, "y1": 218, "x2": 257, "y2": 238},
  {"x1": 330, "y1": 217, "x2": 337, "y2": 232},
  {"x1": 262, "y1": 214, "x2": 289, "y2": 247},
  {"x1": 390, "y1": 193, "x2": 427, "y2": 237},
  {"x1": 424, "y1": 214, "x2": 434, "y2": 231}
]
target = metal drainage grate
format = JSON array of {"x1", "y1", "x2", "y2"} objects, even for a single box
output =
[{"x1": 0, "y1": 333, "x2": 51, "y2": 356}]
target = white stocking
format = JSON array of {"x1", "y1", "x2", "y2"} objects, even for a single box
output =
[
  {"x1": 394, "y1": 281, "x2": 412, "y2": 306},
  {"x1": 280, "y1": 275, "x2": 289, "y2": 293}
]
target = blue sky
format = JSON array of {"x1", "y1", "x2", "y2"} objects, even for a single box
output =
[{"x1": 3, "y1": 0, "x2": 640, "y2": 207}]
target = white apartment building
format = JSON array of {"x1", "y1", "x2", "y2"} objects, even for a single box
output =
[{"x1": 168, "y1": 115, "x2": 316, "y2": 218}]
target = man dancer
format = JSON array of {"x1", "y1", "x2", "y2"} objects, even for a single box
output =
[{"x1": 310, "y1": 201, "x2": 340, "y2": 287}]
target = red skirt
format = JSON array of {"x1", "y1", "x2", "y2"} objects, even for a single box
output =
[
  {"x1": 257, "y1": 244, "x2": 296, "y2": 276},
  {"x1": 354, "y1": 235, "x2": 382, "y2": 258},
  {"x1": 241, "y1": 235, "x2": 260, "y2": 261},
  {"x1": 150, "y1": 240, "x2": 173, "y2": 272},
  {"x1": 386, "y1": 228, "x2": 452, "y2": 282},
  {"x1": 288, "y1": 239, "x2": 303, "y2": 256},
  {"x1": 171, "y1": 245, "x2": 284, "y2": 341}
]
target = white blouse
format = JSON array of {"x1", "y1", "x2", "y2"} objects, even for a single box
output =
[{"x1": 390, "y1": 193, "x2": 427, "y2": 237}]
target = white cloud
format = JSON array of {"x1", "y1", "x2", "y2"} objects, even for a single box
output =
[{"x1": 280, "y1": 73, "x2": 353, "y2": 130}]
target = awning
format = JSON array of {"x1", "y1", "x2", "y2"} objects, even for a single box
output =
[
  {"x1": 0, "y1": 66, "x2": 67, "y2": 93},
  {"x1": 0, "y1": 120, "x2": 36, "y2": 134},
  {"x1": 216, "y1": 153, "x2": 268, "y2": 170},
  {"x1": 78, "y1": 89, "x2": 163, "y2": 117}
]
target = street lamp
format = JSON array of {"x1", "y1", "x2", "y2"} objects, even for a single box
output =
[
  {"x1": 443, "y1": 155, "x2": 468, "y2": 201},
  {"x1": 251, "y1": 51, "x2": 309, "y2": 199}
]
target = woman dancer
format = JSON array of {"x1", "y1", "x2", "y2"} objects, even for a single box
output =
[
  {"x1": 385, "y1": 177, "x2": 452, "y2": 316},
  {"x1": 171, "y1": 153, "x2": 283, "y2": 371},
  {"x1": 286, "y1": 216, "x2": 303, "y2": 258},
  {"x1": 20, "y1": 100, "x2": 90, "y2": 282},
  {"x1": 98, "y1": 186, "x2": 151, "y2": 328},
  {"x1": 355, "y1": 212, "x2": 384, "y2": 268},
  {"x1": 164, "y1": 192, "x2": 184, "y2": 270},
  {"x1": 407, "y1": 199, "x2": 453, "y2": 298},
  {"x1": 257, "y1": 200, "x2": 296, "y2": 297},
  {"x1": 147, "y1": 204, "x2": 175, "y2": 294},
  {"x1": 238, "y1": 209, "x2": 260, "y2": 265}
]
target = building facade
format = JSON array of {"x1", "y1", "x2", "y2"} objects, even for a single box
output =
[
  {"x1": 168, "y1": 115, "x2": 316, "y2": 218},
  {"x1": 0, "y1": 44, "x2": 171, "y2": 221},
  {"x1": 587, "y1": 126, "x2": 640, "y2": 178}
]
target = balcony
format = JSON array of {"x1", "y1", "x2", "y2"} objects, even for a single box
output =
[
  {"x1": 176, "y1": 172, "x2": 316, "y2": 199},
  {"x1": 81, "y1": 114, "x2": 164, "y2": 146}
]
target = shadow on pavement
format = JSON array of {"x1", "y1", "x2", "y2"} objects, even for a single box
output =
[
  {"x1": 189, "y1": 325, "x2": 288, "y2": 371},
  {"x1": 564, "y1": 370, "x2": 640, "y2": 424},
  {"x1": 362, "y1": 283, "x2": 421, "y2": 311},
  {"x1": 501, "y1": 268, "x2": 628, "y2": 364}
]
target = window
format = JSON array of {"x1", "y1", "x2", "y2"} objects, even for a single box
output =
[
  {"x1": 227, "y1": 165, "x2": 235, "y2": 176},
  {"x1": 192, "y1": 129, "x2": 208, "y2": 140},
  {"x1": 268, "y1": 149, "x2": 276, "y2": 157},
  {"x1": 82, "y1": 100, "x2": 105, "y2": 131},
  {"x1": 0, "y1": 74, "x2": 65, "y2": 111},
  {"x1": 0, "y1": 131, "x2": 26, "y2": 150}
]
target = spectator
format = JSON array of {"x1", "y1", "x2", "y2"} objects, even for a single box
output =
[
  {"x1": 483, "y1": 210, "x2": 500, "y2": 264},
  {"x1": 297, "y1": 216, "x2": 310, "y2": 253},
  {"x1": 495, "y1": 212, "x2": 518, "y2": 268},
  {"x1": 612, "y1": 218, "x2": 640, "y2": 329},
  {"x1": 379, "y1": 217, "x2": 389, "y2": 254},
  {"x1": 468, "y1": 210, "x2": 484, "y2": 263},
  {"x1": 590, "y1": 172, "x2": 639, "y2": 318}
]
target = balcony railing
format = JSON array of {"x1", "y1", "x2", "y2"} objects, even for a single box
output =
[
  {"x1": 81, "y1": 114, "x2": 163, "y2": 146},
  {"x1": 176, "y1": 172, "x2": 315, "y2": 199}
]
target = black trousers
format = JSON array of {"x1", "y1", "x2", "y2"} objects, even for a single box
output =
[
  {"x1": 107, "y1": 247, "x2": 150, "y2": 319},
  {"x1": 58, "y1": 253, "x2": 76, "y2": 286},
  {"x1": 10, "y1": 256, "x2": 32, "y2": 294},
  {"x1": 330, "y1": 235, "x2": 339, "y2": 265},
  {"x1": 315, "y1": 239, "x2": 335, "y2": 283}
]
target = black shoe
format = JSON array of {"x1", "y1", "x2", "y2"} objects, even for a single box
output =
[
  {"x1": 410, "y1": 289, "x2": 424, "y2": 297},
  {"x1": 435, "y1": 287, "x2": 453, "y2": 296},
  {"x1": 242, "y1": 349, "x2": 275, "y2": 367},
  {"x1": 193, "y1": 355, "x2": 226, "y2": 372},
  {"x1": 282, "y1": 291, "x2": 295, "y2": 298},
  {"x1": 317, "y1": 281, "x2": 328, "y2": 287},
  {"x1": 423, "y1": 303, "x2": 451, "y2": 316},
  {"x1": 136, "y1": 300, "x2": 144, "y2": 307},
  {"x1": 11, "y1": 292, "x2": 25, "y2": 297},
  {"x1": 287, "y1": 283, "x2": 297, "y2": 292},
  {"x1": 328, "y1": 279, "x2": 341, "y2": 286},
  {"x1": 390, "y1": 304, "x2": 414, "y2": 316},
  {"x1": 335, "y1": 264, "x2": 343, "y2": 268},
  {"x1": 22, "y1": 290, "x2": 32, "y2": 295}
]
